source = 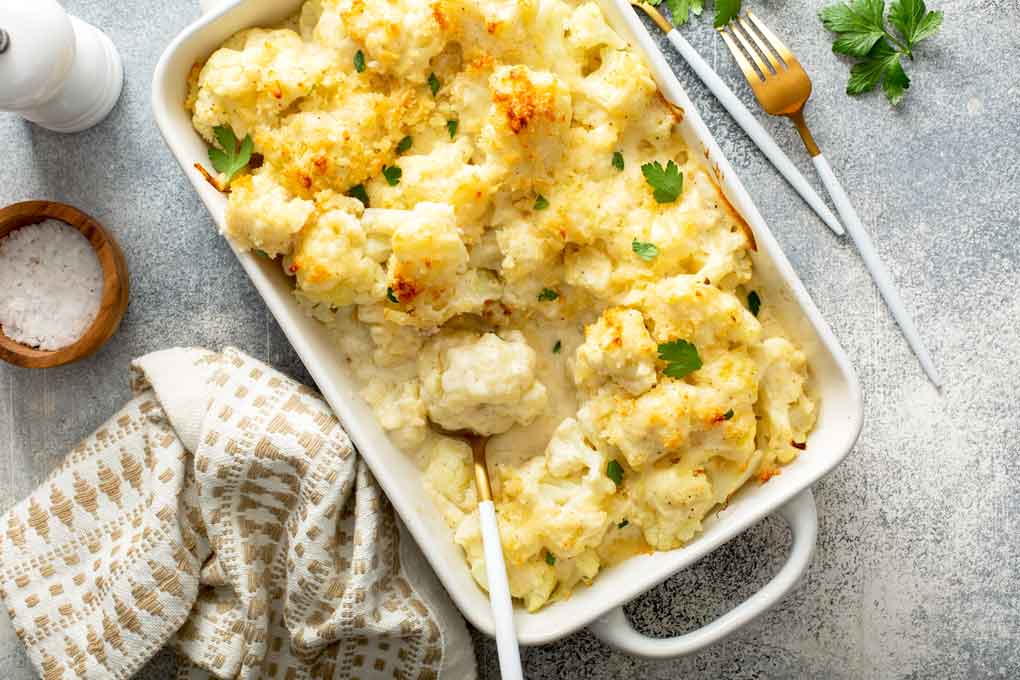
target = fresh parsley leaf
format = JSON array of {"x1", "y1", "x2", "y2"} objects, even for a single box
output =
[
  {"x1": 879, "y1": 49, "x2": 911, "y2": 104},
  {"x1": 658, "y1": 339, "x2": 703, "y2": 379},
  {"x1": 618, "y1": 518, "x2": 629, "y2": 529},
  {"x1": 889, "y1": 0, "x2": 943, "y2": 46},
  {"x1": 446, "y1": 119, "x2": 458, "y2": 138},
  {"x1": 820, "y1": 0, "x2": 886, "y2": 56},
  {"x1": 545, "y1": 552, "x2": 556, "y2": 566},
  {"x1": 354, "y1": 49, "x2": 366, "y2": 73},
  {"x1": 846, "y1": 40, "x2": 910, "y2": 103},
  {"x1": 641, "y1": 160, "x2": 684, "y2": 203},
  {"x1": 382, "y1": 165, "x2": 402, "y2": 186},
  {"x1": 208, "y1": 125, "x2": 254, "y2": 183},
  {"x1": 534, "y1": 194, "x2": 549, "y2": 210},
  {"x1": 747, "y1": 290, "x2": 761, "y2": 316},
  {"x1": 612, "y1": 151, "x2": 625, "y2": 171},
  {"x1": 652, "y1": 0, "x2": 705, "y2": 26},
  {"x1": 538, "y1": 288, "x2": 559, "y2": 302},
  {"x1": 723, "y1": 409, "x2": 734, "y2": 420},
  {"x1": 820, "y1": 0, "x2": 942, "y2": 105},
  {"x1": 606, "y1": 459, "x2": 624, "y2": 486},
  {"x1": 553, "y1": 340, "x2": 562, "y2": 354},
  {"x1": 632, "y1": 239, "x2": 659, "y2": 262},
  {"x1": 347, "y1": 184, "x2": 369, "y2": 206},
  {"x1": 428, "y1": 72, "x2": 441, "y2": 96},
  {"x1": 713, "y1": 0, "x2": 741, "y2": 27},
  {"x1": 253, "y1": 249, "x2": 270, "y2": 259},
  {"x1": 386, "y1": 287, "x2": 399, "y2": 304},
  {"x1": 396, "y1": 135, "x2": 413, "y2": 154}
]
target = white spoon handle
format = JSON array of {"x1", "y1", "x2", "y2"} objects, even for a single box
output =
[
  {"x1": 813, "y1": 154, "x2": 941, "y2": 387},
  {"x1": 478, "y1": 500, "x2": 523, "y2": 680}
]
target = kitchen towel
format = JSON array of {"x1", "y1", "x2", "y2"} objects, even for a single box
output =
[{"x1": 0, "y1": 347, "x2": 476, "y2": 680}]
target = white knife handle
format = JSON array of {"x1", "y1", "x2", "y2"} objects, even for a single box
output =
[
  {"x1": 478, "y1": 500, "x2": 524, "y2": 680},
  {"x1": 812, "y1": 154, "x2": 941, "y2": 387},
  {"x1": 666, "y1": 31, "x2": 844, "y2": 237}
]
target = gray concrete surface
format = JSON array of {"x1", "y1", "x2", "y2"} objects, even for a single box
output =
[{"x1": 1, "y1": 0, "x2": 1017, "y2": 678}]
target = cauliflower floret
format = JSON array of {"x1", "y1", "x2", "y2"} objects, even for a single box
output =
[
  {"x1": 581, "y1": 343, "x2": 762, "y2": 470},
  {"x1": 385, "y1": 202, "x2": 469, "y2": 305},
  {"x1": 495, "y1": 217, "x2": 563, "y2": 289},
  {"x1": 479, "y1": 65, "x2": 572, "y2": 190},
  {"x1": 224, "y1": 171, "x2": 315, "y2": 256},
  {"x1": 574, "y1": 307, "x2": 658, "y2": 396},
  {"x1": 368, "y1": 138, "x2": 505, "y2": 239},
  {"x1": 754, "y1": 337, "x2": 816, "y2": 469},
  {"x1": 258, "y1": 89, "x2": 403, "y2": 198},
  {"x1": 380, "y1": 267, "x2": 503, "y2": 329},
  {"x1": 565, "y1": 2, "x2": 626, "y2": 56},
  {"x1": 356, "y1": 306, "x2": 425, "y2": 367},
  {"x1": 360, "y1": 368, "x2": 427, "y2": 449},
  {"x1": 431, "y1": 0, "x2": 539, "y2": 64},
  {"x1": 336, "y1": 0, "x2": 447, "y2": 81},
  {"x1": 564, "y1": 245, "x2": 613, "y2": 297},
  {"x1": 629, "y1": 463, "x2": 717, "y2": 550},
  {"x1": 288, "y1": 208, "x2": 387, "y2": 306},
  {"x1": 617, "y1": 171, "x2": 755, "y2": 289},
  {"x1": 454, "y1": 513, "x2": 559, "y2": 612},
  {"x1": 419, "y1": 331, "x2": 547, "y2": 435},
  {"x1": 423, "y1": 436, "x2": 477, "y2": 525},
  {"x1": 190, "y1": 28, "x2": 332, "y2": 142},
  {"x1": 627, "y1": 275, "x2": 762, "y2": 352},
  {"x1": 574, "y1": 47, "x2": 656, "y2": 130},
  {"x1": 458, "y1": 418, "x2": 616, "y2": 610},
  {"x1": 581, "y1": 381, "x2": 698, "y2": 469}
]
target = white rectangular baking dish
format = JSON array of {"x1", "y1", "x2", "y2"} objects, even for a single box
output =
[{"x1": 152, "y1": 0, "x2": 864, "y2": 654}]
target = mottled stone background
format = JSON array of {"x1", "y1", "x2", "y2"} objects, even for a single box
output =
[{"x1": 1, "y1": 0, "x2": 1017, "y2": 678}]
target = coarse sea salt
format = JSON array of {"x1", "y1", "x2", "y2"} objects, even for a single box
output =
[{"x1": 0, "y1": 219, "x2": 103, "y2": 350}]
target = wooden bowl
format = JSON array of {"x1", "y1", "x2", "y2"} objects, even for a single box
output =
[{"x1": 0, "y1": 201, "x2": 129, "y2": 368}]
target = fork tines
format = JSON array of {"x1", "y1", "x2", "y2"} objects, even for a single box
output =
[{"x1": 718, "y1": 11, "x2": 795, "y2": 82}]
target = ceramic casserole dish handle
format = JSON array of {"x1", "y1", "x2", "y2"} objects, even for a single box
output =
[{"x1": 587, "y1": 491, "x2": 816, "y2": 657}]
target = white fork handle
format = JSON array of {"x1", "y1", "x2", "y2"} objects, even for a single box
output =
[
  {"x1": 813, "y1": 154, "x2": 941, "y2": 387},
  {"x1": 478, "y1": 500, "x2": 524, "y2": 680},
  {"x1": 665, "y1": 30, "x2": 844, "y2": 237}
]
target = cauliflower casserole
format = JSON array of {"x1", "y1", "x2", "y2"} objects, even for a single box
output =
[{"x1": 188, "y1": 0, "x2": 818, "y2": 611}]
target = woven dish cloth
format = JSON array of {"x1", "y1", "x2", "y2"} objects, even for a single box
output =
[{"x1": 0, "y1": 347, "x2": 476, "y2": 680}]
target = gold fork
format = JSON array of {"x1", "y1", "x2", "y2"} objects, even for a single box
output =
[{"x1": 719, "y1": 12, "x2": 941, "y2": 387}]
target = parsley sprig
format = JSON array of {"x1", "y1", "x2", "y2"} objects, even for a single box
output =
[
  {"x1": 208, "y1": 125, "x2": 253, "y2": 184},
  {"x1": 820, "y1": 0, "x2": 943, "y2": 105},
  {"x1": 606, "y1": 460, "x2": 624, "y2": 486},
  {"x1": 347, "y1": 184, "x2": 369, "y2": 206},
  {"x1": 658, "y1": 339, "x2": 703, "y2": 379},
  {"x1": 632, "y1": 239, "x2": 659, "y2": 262},
  {"x1": 641, "y1": 161, "x2": 684, "y2": 203},
  {"x1": 648, "y1": 0, "x2": 741, "y2": 28},
  {"x1": 747, "y1": 290, "x2": 761, "y2": 316},
  {"x1": 381, "y1": 165, "x2": 402, "y2": 186}
]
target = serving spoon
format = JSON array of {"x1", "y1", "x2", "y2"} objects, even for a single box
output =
[{"x1": 429, "y1": 421, "x2": 523, "y2": 680}]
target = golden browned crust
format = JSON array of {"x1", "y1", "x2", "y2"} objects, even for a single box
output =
[{"x1": 493, "y1": 66, "x2": 558, "y2": 134}]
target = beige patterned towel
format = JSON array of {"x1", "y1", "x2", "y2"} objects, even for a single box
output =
[{"x1": 0, "y1": 348, "x2": 476, "y2": 680}]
